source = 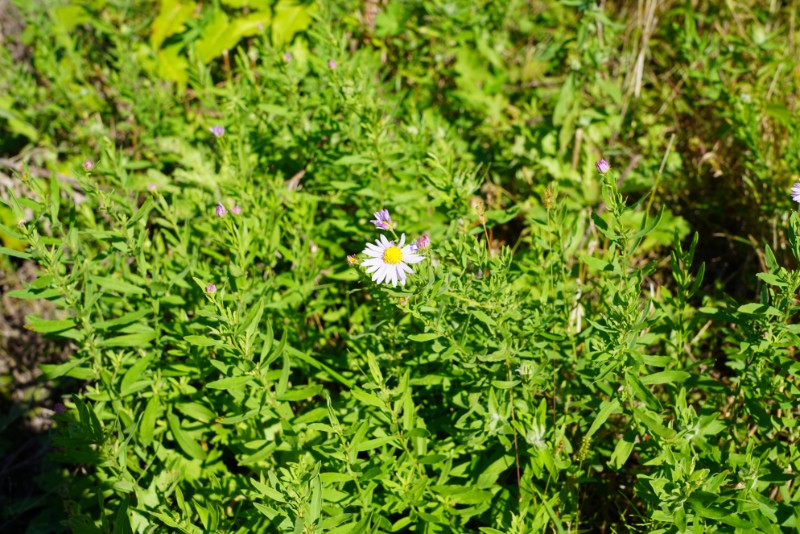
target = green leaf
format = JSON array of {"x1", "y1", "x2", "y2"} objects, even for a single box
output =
[
  {"x1": 151, "y1": 0, "x2": 195, "y2": 50},
  {"x1": 196, "y1": 10, "x2": 240, "y2": 63},
  {"x1": 736, "y1": 303, "x2": 781, "y2": 316},
  {"x1": 350, "y1": 388, "x2": 385, "y2": 409},
  {"x1": 121, "y1": 357, "x2": 152, "y2": 396},
  {"x1": 156, "y1": 44, "x2": 189, "y2": 89},
  {"x1": 229, "y1": 11, "x2": 272, "y2": 39},
  {"x1": 167, "y1": 413, "x2": 207, "y2": 460},
  {"x1": 581, "y1": 254, "x2": 612, "y2": 271},
  {"x1": 94, "y1": 276, "x2": 147, "y2": 295},
  {"x1": 41, "y1": 358, "x2": 92, "y2": 380},
  {"x1": 408, "y1": 333, "x2": 439, "y2": 342},
  {"x1": 586, "y1": 398, "x2": 620, "y2": 438},
  {"x1": 355, "y1": 436, "x2": 394, "y2": 452},
  {"x1": 176, "y1": 402, "x2": 216, "y2": 423},
  {"x1": 184, "y1": 335, "x2": 221, "y2": 347},
  {"x1": 640, "y1": 370, "x2": 691, "y2": 385},
  {"x1": 276, "y1": 384, "x2": 323, "y2": 401},
  {"x1": 687, "y1": 492, "x2": 729, "y2": 519},
  {"x1": 139, "y1": 395, "x2": 160, "y2": 446},
  {"x1": 609, "y1": 431, "x2": 636, "y2": 469},
  {"x1": 206, "y1": 376, "x2": 254, "y2": 390},
  {"x1": 52, "y1": 5, "x2": 92, "y2": 31},
  {"x1": 252, "y1": 479, "x2": 286, "y2": 502},
  {"x1": 95, "y1": 309, "x2": 150, "y2": 331},
  {"x1": 633, "y1": 408, "x2": 676, "y2": 440},
  {"x1": 271, "y1": 0, "x2": 315, "y2": 47},
  {"x1": 24, "y1": 316, "x2": 75, "y2": 333},
  {"x1": 333, "y1": 154, "x2": 373, "y2": 166},
  {"x1": 491, "y1": 380, "x2": 519, "y2": 389},
  {"x1": 98, "y1": 332, "x2": 156, "y2": 348}
]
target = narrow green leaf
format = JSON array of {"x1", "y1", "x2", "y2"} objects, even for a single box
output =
[
  {"x1": 276, "y1": 384, "x2": 323, "y2": 402},
  {"x1": 98, "y1": 332, "x2": 156, "y2": 348},
  {"x1": 167, "y1": 413, "x2": 206, "y2": 460},
  {"x1": 350, "y1": 389, "x2": 385, "y2": 409},
  {"x1": 641, "y1": 370, "x2": 691, "y2": 385},
  {"x1": 408, "y1": 333, "x2": 439, "y2": 342},
  {"x1": 206, "y1": 376, "x2": 253, "y2": 390},
  {"x1": 139, "y1": 395, "x2": 160, "y2": 446},
  {"x1": 184, "y1": 335, "x2": 221, "y2": 347},
  {"x1": 24, "y1": 316, "x2": 75, "y2": 333},
  {"x1": 121, "y1": 357, "x2": 152, "y2": 396},
  {"x1": 586, "y1": 398, "x2": 620, "y2": 438},
  {"x1": 0, "y1": 245, "x2": 31, "y2": 259},
  {"x1": 94, "y1": 276, "x2": 147, "y2": 295}
]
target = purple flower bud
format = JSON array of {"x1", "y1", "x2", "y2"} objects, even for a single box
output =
[
  {"x1": 283, "y1": 52, "x2": 292, "y2": 62},
  {"x1": 328, "y1": 59, "x2": 337, "y2": 69},
  {"x1": 209, "y1": 125, "x2": 225, "y2": 138},
  {"x1": 215, "y1": 203, "x2": 227, "y2": 217},
  {"x1": 54, "y1": 403, "x2": 65, "y2": 414},
  {"x1": 414, "y1": 234, "x2": 430, "y2": 251},
  {"x1": 595, "y1": 158, "x2": 610, "y2": 174},
  {"x1": 370, "y1": 209, "x2": 393, "y2": 230},
  {"x1": 83, "y1": 159, "x2": 94, "y2": 171},
  {"x1": 205, "y1": 283, "x2": 217, "y2": 294},
  {"x1": 147, "y1": 183, "x2": 157, "y2": 192},
  {"x1": 231, "y1": 205, "x2": 241, "y2": 215},
  {"x1": 792, "y1": 182, "x2": 800, "y2": 203}
]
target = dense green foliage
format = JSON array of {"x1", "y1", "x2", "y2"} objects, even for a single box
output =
[{"x1": 1, "y1": 0, "x2": 799, "y2": 532}]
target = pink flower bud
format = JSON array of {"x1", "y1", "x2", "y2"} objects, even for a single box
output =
[{"x1": 595, "y1": 158, "x2": 610, "y2": 174}]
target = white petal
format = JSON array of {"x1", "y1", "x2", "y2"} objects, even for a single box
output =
[
  {"x1": 399, "y1": 262, "x2": 414, "y2": 275},
  {"x1": 379, "y1": 234, "x2": 391, "y2": 247},
  {"x1": 362, "y1": 258, "x2": 384, "y2": 267},
  {"x1": 398, "y1": 266, "x2": 407, "y2": 285},
  {"x1": 398, "y1": 233, "x2": 406, "y2": 247},
  {"x1": 403, "y1": 252, "x2": 425, "y2": 264},
  {"x1": 364, "y1": 265, "x2": 384, "y2": 274},
  {"x1": 378, "y1": 265, "x2": 391, "y2": 284},
  {"x1": 372, "y1": 265, "x2": 387, "y2": 284}
]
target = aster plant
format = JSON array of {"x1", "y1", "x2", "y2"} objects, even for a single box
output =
[{"x1": 354, "y1": 208, "x2": 428, "y2": 286}]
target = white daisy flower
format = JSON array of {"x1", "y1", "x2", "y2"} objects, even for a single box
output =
[{"x1": 361, "y1": 233, "x2": 425, "y2": 286}]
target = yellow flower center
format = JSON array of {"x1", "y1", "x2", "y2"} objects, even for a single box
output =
[{"x1": 383, "y1": 246, "x2": 403, "y2": 265}]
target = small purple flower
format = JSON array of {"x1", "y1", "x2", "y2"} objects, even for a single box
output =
[
  {"x1": 595, "y1": 158, "x2": 610, "y2": 174},
  {"x1": 54, "y1": 403, "x2": 65, "y2": 414},
  {"x1": 370, "y1": 209, "x2": 393, "y2": 230},
  {"x1": 231, "y1": 205, "x2": 241, "y2": 215},
  {"x1": 209, "y1": 125, "x2": 225, "y2": 138},
  {"x1": 792, "y1": 182, "x2": 800, "y2": 203},
  {"x1": 328, "y1": 59, "x2": 337, "y2": 69},
  {"x1": 147, "y1": 183, "x2": 157, "y2": 192},
  {"x1": 283, "y1": 52, "x2": 292, "y2": 62},
  {"x1": 414, "y1": 234, "x2": 430, "y2": 251},
  {"x1": 215, "y1": 203, "x2": 227, "y2": 217},
  {"x1": 83, "y1": 159, "x2": 94, "y2": 171},
  {"x1": 206, "y1": 283, "x2": 217, "y2": 294}
]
